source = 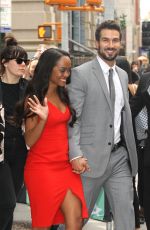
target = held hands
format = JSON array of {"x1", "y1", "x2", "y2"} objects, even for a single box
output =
[
  {"x1": 71, "y1": 157, "x2": 90, "y2": 174},
  {"x1": 27, "y1": 95, "x2": 49, "y2": 121}
]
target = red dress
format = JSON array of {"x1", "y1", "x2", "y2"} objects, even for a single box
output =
[{"x1": 24, "y1": 101, "x2": 88, "y2": 227}]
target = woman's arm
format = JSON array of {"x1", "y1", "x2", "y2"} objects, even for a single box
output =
[{"x1": 24, "y1": 95, "x2": 48, "y2": 147}]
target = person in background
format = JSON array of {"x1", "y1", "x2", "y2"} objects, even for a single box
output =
[
  {"x1": 131, "y1": 60, "x2": 148, "y2": 226},
  {"x1": 28, "y1": 58, "x2": 39, "y2": 78},
  {"x1": 0, "y1": 106, "x2": 16, "y2": 230},
  {"x1": 134, "y1": 102, "x2": 147, "y2": 226},
  {"x1": 14, "y1": 48, "x2": 88, "y2": 229},
  {"x1": 23, "y1": 58, "x2": 39, "y2": 80},
  {"x1": 130, "y1": 71, "x2": 150, "y2": 229},
  {"x1": 0, "y1": 34, "x2": 28, "y2": 229},
  {"x1": 130, "y1": 59, "x2": 147, "y2": 226},
  {"x1": 67, "y1": 20, "x2": 137, "y2": 230},
  {"x1": 33, "y1": 44, "x2": 58, "y2": 59},
  {"x1": 131, "y1": 60, "x2": 142, "y2": 81},
  {"x1": 116, "y1": 56, "x2": 141, "y2": 230}
]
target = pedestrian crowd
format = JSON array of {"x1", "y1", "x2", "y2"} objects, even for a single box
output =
[{"x1": 0, "y1": 20, "x2": 150, "y2": 230}]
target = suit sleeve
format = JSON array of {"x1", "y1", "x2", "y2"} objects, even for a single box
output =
[{"x1": 68, "y1": 68, "x2": 87, "y2": 161}]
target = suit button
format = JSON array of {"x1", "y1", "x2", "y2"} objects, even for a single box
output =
[
  {"x1": 109, "y1": 124, "x2": 113, "y2": 128},
  {"x1": 108, "y1": 142, "x2": 111, "y2": 145}
]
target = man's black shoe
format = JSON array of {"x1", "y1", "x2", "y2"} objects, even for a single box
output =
[
  {"x1": 51, "y1": 225, "x2": 59, "y2": 230},
  {"x1": 139, "y1": 216, "x2": 145, "y2": 225}
]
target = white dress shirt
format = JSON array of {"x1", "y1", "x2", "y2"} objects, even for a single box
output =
[{"x1": 97, "y1": 56, "x2": 124, "y2": 144}]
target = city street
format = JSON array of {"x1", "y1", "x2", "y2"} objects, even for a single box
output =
[
  {"x1": 1, "y1": 1, "x2": 150, "y2": 230},
  {"x1": 13, "y1": 203, "x2": 147, "y2": 230}
]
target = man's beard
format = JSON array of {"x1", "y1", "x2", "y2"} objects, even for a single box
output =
[{"x1": 97, "y1": 48, "x2": 119, "y2": 61}]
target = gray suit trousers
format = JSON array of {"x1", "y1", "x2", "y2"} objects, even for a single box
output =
[{"x1": 82, "y1": 145, "x2": 134, "y2": 230}]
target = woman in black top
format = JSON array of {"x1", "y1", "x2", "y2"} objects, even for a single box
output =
[{"x1": 0, "y1": 35, "x2": 28, "y2": 230}]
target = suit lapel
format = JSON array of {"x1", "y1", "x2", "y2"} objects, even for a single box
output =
[
  {"x1": 115, "y1": 66, "x2": 128, "y2": 106},
  {"x1": 92, "y1": 58, "x2": 112, "y2": 112}
]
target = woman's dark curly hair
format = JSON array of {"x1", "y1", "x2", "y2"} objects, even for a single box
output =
[
  {"x1": 0, "y1": 34, "x2": 28, "y2": 75},
  {"x1": 15, "y1": 48, "x2": 76, "y2": 127}
]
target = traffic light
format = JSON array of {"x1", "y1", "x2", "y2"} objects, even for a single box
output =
[
  {"x1": 142, "y1": 21, "x2": 150, "y2": 47},
  {"x1": 38, "y1": 25, "x2": 52, "y2": 39},
  {"x1": 45, "y1": 0, "x2": 77, "y2": 5}
]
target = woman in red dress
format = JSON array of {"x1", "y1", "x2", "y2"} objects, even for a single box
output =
[{"x1": 15, "y1": 48, "x2": 88, "y2": 229}]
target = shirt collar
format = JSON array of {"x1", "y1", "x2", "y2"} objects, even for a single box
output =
[{"x1": 96, "y1": 55, "x2": 116, "y2": 74}]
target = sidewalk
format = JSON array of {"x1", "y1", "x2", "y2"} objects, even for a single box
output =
[
  {"x1": 13, "y1": 203, "x2": 108, "y2": 230},
  {"x1": 13, "y1": 203, "x2": 146, "y2": 230},
  {"x1": 13, "y1": 203, "x2": 31, "y2": 230}
]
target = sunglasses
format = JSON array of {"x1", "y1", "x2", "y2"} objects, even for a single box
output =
[
  {"x1": 7, "y1": 57, "x2": 29, "y2": 65},
  {"x1": 15, "y1": 58, "x2": 30, "y2": 65}
]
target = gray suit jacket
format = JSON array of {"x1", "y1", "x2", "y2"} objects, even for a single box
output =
[{"x1": 68, "y1": 58, "x2": 138, "y2": 178}]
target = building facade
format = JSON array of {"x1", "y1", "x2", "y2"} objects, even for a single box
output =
[
  {"x1": 114, "y1": 0, "x2": 141, "y2": 61},
  {"x1": 11, "y1": 0, "x2": 140, "y2": 61}
]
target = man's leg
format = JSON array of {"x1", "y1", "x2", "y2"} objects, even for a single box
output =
[
  {"x1": 133, "y1": 177, "x2": 140, "y2": 228},
  {"x1": 0, "y1": 207, "x2": 14, "y2": 230},
  {"x1": 137, "y1": 145, "x2": 144, "y2": 208},
  {"x1": 81, "y1": 176, "x2": 104, "y2": 220},
  {"x1": 0, "y1": 163, "x2": 16, "y2": 230},
  {"x1": 143, "y1": 167, "x2": 150, "y2": 229},
  {"x1": 137, "y1": 145, "x2": 145, "y2": 224},
  {"x1": 104, "y1": 146, "x2": 135, "y2": 230}
]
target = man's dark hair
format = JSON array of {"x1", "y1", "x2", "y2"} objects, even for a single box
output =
[
  {"x1": 116, "y1": 56, "x2": 132, "y2": 83},
  {"x1": 95, "y1": 20, "x2": 122, "y2": 41}
]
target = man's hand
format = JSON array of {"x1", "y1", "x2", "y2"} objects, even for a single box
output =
[{"x1": 71, "y1": 157, "x2": 90, "y2": 174}]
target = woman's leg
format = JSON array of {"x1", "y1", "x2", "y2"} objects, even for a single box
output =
[{"x1": 61, "y1": 190, "x2": 83, "y2": 230}]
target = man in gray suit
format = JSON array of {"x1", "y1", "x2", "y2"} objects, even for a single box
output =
[{"x1": 68, "y1": 20, "x2": 138, "y2": 230}]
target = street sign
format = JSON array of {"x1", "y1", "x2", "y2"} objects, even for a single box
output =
[
  {"x1": 142, "y1": 21, "x2": 150, "y2": 46},
  {"x1": 0, "y1": 0, "x2": 11, "y2": 33}
]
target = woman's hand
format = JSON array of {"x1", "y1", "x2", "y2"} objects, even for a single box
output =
[
  {"x1": 71, "y1": 157, "x2": 90, "y2": 174},
  {"x1": 27, "y1": 95, "x2": 49, "y2": 121}
]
